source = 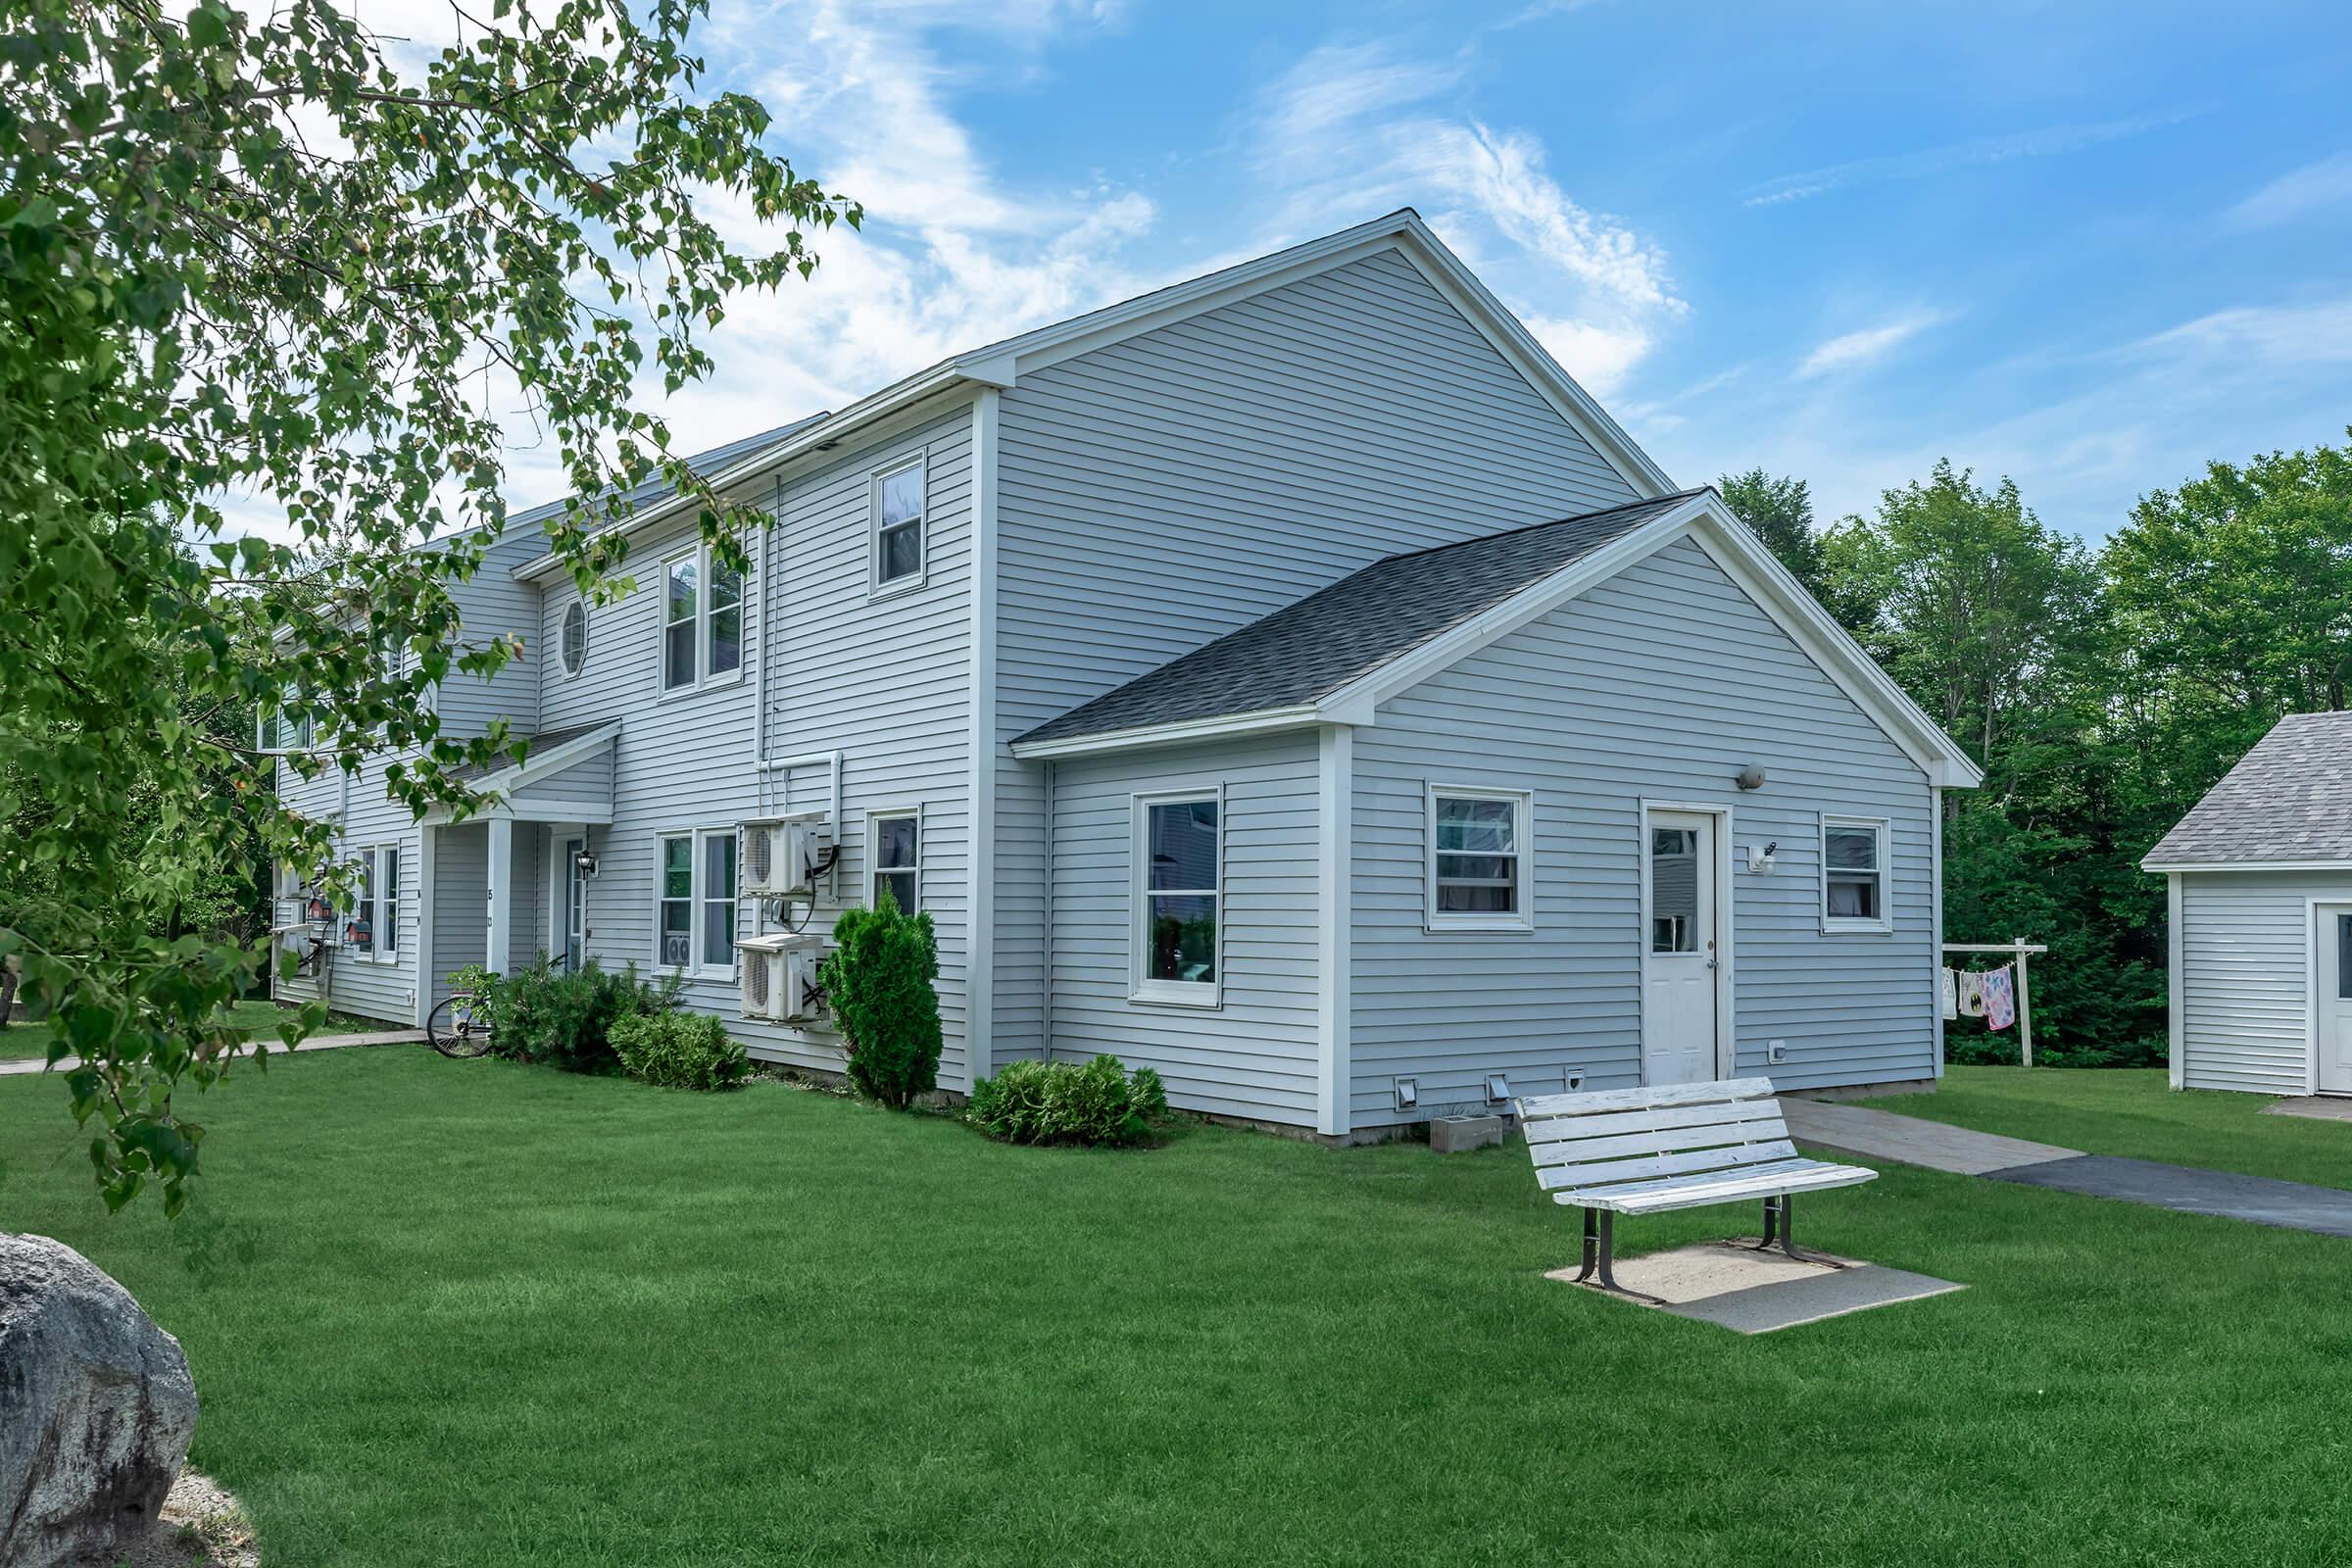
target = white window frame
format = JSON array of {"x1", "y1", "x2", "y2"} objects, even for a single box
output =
[
  {"x1": 1130, "y1": 786, "x2": 1224, "y2": 1009},
  {"x1": 345, "y1": 844, "x2": 400, "y2": 963},
  {"x1": 865, "y1": 806, "x2": 923, "y2": 914},
  {"x1": 560, "y1": 600, "x2": 588, "y2": 680},
  {"x1": 656, "y1": 543, "x2": 746, "y2": 697},
  {"x1": 1424, "y1": 784, "x2": 1535, "y2": 933},
  {"x1": 257, "y1": 702, "x2": 316, "y2": 755},
  {"x1": 1820, "y1": 814, "x2": 1893, "y2": 934},
  {"x1": 868, "y1": 454, "x2": 928, "y2": 598},
  {"x1": 652, "y1": 827, "x2": 740, "y2": 979}
]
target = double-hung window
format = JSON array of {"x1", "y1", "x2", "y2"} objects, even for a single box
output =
[
  {"x1": 661, "y1": 545, "x2": 744, "y2": 693},
  {"x1": 349, "y1": 845, "x2": 399, "y2": 960},
  {"x1": 657, "y1": 829, "x2": 739, "y2": 974},
  {"x1": 1821, "y1": 816, "x2": 1890, "y2": 933},
  {"x1": 1427, "y1": 786, "x2": 1533, "y2": 930},
  {"x1": 1133, "y1": 792, "x2": 1220, "y2": 1004},
  {"x1": 872, "y1": 459, "x2": 925, "y2": 592},
  {"x1": 869, "y1": 809, "x2": 921, "y2": 913}
]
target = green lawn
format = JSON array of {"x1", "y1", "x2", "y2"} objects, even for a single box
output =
[
  {"x1": 0, "y1": 999, "x2": 384, "y2": 1060},
  {"x1": 4, "y1": 1052, "x2": 2350, "y2": 1566},
  {"x1": 1859, "y1": 1065, "x2": 2352, "y2": 1190}
]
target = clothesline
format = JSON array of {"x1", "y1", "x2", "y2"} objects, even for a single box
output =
[{"x1": 1942, "y1": 938, "x2": 2046, "y2": 1066}]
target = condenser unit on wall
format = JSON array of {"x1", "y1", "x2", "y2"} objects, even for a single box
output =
[
  {"x1": 740, "y1": 811, "x2": 828, "y2": 898},
  {"x1": 736, "y1": 933, "x2": 826, "y2": 1023}
]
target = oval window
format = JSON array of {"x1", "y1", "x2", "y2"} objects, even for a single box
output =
[{"x1": 561, "y1": 602, "x2": 587, "y2": 676}]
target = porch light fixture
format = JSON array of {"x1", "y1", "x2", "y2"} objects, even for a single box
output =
[
  {"x1": 1393, "y1": 1076, "x2": 1418, "y2": 1112},
  {"x1": 572, "y1": 849, "x2": 599, "y2": 878},
  {"x1": 1736, "y1": 765, "x2": 1767, "y2": 791},
  {"x1": 1485, "y1": 1073, "x2": 1511, "y2": 1105}
]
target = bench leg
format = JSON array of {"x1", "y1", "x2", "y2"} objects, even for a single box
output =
[
  {"x1": 1759, "y1": 1195, "x2": 1847, "y2": 1270},
  {"x1": 1576, "y1": 1209, "x2": 1666, "y2": 1305}
]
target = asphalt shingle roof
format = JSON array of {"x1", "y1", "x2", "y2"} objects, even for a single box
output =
[
  {"x1": 504, "y1": 415, "x2": 829, "y2": 535},
  {"x1": 1015, "y1": 490, "x2": 1704, "y2": 748},
  {"x1": 2146, "y1": 710, "x2": 2352, "y2": 866},
  {"x1": 448, "y1": 719, "x2": 617, "y2": 783}
]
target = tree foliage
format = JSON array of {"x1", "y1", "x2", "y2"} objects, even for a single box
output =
[
  {"x1": 0, "y1": 0, "x2": 853, "y2": 1212},
  {"x1": 819, "y1": 892, "x2": 944, "y2": 1111}
]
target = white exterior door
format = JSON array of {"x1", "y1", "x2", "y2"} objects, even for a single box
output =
[
  {"x1": 563, "y1": 836, "x2": 587, "y2": 972},
  {"x1": 1643, "y1": 810, "x2": 1720, "y2": 1087},
  {"x1": 2318, "y1": 905, "x2": 2352, "y2": 1095}
]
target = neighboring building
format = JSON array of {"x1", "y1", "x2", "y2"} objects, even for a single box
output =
[
  {"x1": 2144, "y1": 710, "x2": 2352, "y2": 1097},
  {"x1": 272, "y1": 208, "x2": 1981, "y2": 1139}
]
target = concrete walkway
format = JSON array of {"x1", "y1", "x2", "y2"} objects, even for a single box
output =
[
  {"x1": 2263, "y1": 1097, "x2": 2352, "y2": 1124},
  {"x1": 1784, "y1": 1096, "x2": 2083, "y2": 1174},
  {"x1": 0, "y1": 1028, "x2": 421, "y2": 1077}
]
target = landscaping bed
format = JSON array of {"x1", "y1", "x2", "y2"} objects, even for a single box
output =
[{"x1": 3, "y1": 1051, "x2": 2348, "y2": 1564}]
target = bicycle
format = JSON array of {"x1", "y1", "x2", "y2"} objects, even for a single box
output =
[{"x1": 424, "y1": 990, "x2": 497, "y2": 1059}]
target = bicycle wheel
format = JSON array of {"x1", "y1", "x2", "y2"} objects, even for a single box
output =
[{"x1": 426, "y1": 992, "x2": 496, "y2": 1059}]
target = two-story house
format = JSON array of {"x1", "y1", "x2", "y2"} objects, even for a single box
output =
[{"x1": 273, "y1": 209, "x2": 1980, "y2": 1140}]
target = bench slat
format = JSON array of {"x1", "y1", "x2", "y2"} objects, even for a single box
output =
[
  {"x1": 1514, "y1": 1077, "x2": 1776, "y2": 1119},
  {"x1": 1535, "y1": 1139, "x2": 1800, "y2": 1192},
  {"x1": 1560, "y1": 1161, "x2": 1877, "y2": 1214},
  {"x1": 1522, "y1": 1099, "x2": 1786, "y2": 1148},
  {"x1": 1528, "y1": 1117, "x2": 1788, "y2": 1169}
]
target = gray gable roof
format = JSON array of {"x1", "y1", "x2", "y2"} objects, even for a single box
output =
[
  {"x1": 1015, "y1": 490, "x2": 1704, "y2": 748},
  {"x1": 2146, "y1": 710, "x2": 2352, "y2": 867},
  {"x1": 448, "y1": 719, "x2": 616, "y2": 783},
  {"x1": 503, "y1": 415, "x2": 829, "y2": 537}
]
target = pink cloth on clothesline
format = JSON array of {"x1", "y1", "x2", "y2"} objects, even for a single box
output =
[{"x1": 1982, "y1": 965, "x2": 2016, "y2": 1031}]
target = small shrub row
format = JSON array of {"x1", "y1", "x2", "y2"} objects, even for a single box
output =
[
  {"x1": 611, "y1": 1009, "x2": 750, "y2": 1092},
  {"x1": 458, "y1": 957, "x2": 680, "y2": 1074},
  {"x1": 968, "y1": 1054, "x2": 1169, "y2": 1148}
]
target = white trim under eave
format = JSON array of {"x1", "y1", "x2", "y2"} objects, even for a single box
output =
[
  {"x1": 1007, "y1": 705, "x2": 1332, "y2": 760},
  {"x1": 2143, "y1": 859, "x2": 2352, "y2": 874}
]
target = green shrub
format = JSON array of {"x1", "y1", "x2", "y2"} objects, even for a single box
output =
[
  {"x1": 968, "y1": 1054, "x2": 1169, "y2": 1148},
  {"x1": 611, "y1": 1009, "x2": 749, "y2": 1092},
  {"x1": 489, "y1": 957, "x2": 678, "y2": 1073},
  {"x1": 817, "y1": 891, "x2": 942, "y2": 1109}
]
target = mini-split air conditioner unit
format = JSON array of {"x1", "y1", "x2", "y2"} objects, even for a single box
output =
[
  {"x1": 739, "y1": 811, "x2": 829, "y2": 898},
  {"x1": 736, "y1": 932, "x2": 826, "y2": 1023}
]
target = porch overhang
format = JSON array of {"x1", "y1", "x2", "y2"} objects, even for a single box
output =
[{"x1": 421, "y1": 720, "x2": 619, "y2": 826}]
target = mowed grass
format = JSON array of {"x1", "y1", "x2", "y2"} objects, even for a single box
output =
[
  {"x1": 1861, "y1": 1065, "x2": 2352, "y2": 1190},
  {"x1": 0, "y1": 999, "x2": 379, "y2": 1061},
  {"x1": 5, "y1": 1051, "x2": 2352, "y2": 1566}
]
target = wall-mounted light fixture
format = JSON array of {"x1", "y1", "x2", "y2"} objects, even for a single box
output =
[
  {"x1": 1744, "y1": 840, "x2": 1779, "y2": 874},
  {"x1": 1736, "y1": 765, "x2": 1767, "y2": 791},
  {"x1": 572, "y1": 849, "x2": 599, "y2": 878}
]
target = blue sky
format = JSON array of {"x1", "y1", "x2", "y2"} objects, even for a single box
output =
[{"x1": 508, "y1": 0, "x2": 2352, "y2": 541}]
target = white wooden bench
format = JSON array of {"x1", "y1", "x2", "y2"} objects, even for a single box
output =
[{"x1": 1515, "y1": 1077, "x2": 1877, "y2": 1301}]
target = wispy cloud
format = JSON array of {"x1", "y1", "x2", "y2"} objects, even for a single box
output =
[
  {"x1": 2133, "y1": 297, "x2": 2352, "y2": 368},
  {"x1": 1796, "y1": 313, "x2": 1947, "y2": 378},
  {"x1": 1742, "y1": 114, "x2": 2185, "y2": 208},
  {"x1": 2225, "y1": 152, "x2": 2352, "y2": 230},
  {"x1": 1250, "y1": 40, "x2": 1683, "y2": 395}
]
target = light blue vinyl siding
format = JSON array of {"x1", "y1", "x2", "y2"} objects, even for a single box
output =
[
  {"x1": 991, "y1": 243, "x2": 1647, "y2": 1062},
  {"x1": 534, "y1": 402, "x2": 978, "y2": 1081},
  {"x1": 1348, "y1": 535, "x2": 1937, "y2": 1126},
  {"x1": 432, "y1": 529, "x2": 545, "y2": 739},
  {"x1": 2178, "y1": 870, "x2": 2350, "y2": 1093},
  {"x1": 1048, "y1": 732, "x2": 1321, "y2": 1122}
]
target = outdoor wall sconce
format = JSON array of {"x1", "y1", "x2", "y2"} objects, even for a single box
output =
[
  {"x1": 572, "y1": 849, "x2": 599, "y2": 878},
  {"x1": 1736, "y1": 764, "x2": 1767, "y2": 791}
]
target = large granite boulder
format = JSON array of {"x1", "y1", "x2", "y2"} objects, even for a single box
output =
[{"x1": 1, "y1": 1234, "x2": 199, "y2": 1568}]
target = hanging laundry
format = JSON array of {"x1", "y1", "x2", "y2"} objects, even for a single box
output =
[
  {"x1": 1939, "y1": 967, "x2": 1959, "y2": 1021},
  {"x1": 1957, "y1": 970, "x2": 1986, "y2": 1018},
  {"x1": 1983, "y1": 965, "x2": 2017, "y2": 1031}
]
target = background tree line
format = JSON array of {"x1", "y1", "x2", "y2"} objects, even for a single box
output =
[{"x1": 1723, "y1": 433, "x2": 2352, "y2": 1065}]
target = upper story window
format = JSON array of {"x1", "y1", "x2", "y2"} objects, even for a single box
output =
[
  {"x1": 657, "y1": 827, "x2": 738, "y2": 975},
  {"x1": 869, "y1": 809, "x2": 921, "y2": 913},
  {"x1": 1427, "y1": 786, "x2": 1533, "y2": 931},
  {"x1": 660, "y1": 544, "x2": 744, "y2": 694},
  {"x1": 1133, "y1": 791, "x2": 1220, "y2": 1006},
  {"x1": 1821, "y1": 816, "x2": 1890, "y2": 933},
  {"x1": 872, "y1": 458, "x2": 926, "y2": 593},
  {"x1": 259, "y1": 701, "x2": 316, "y2": 754},
  {"x1": 561, "y1": 602, "x2": 588, "y2": 678}
]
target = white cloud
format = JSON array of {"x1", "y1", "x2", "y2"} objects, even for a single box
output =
[
  {"x1": 1250, "y1": 41, "x2": 1684, "y2": 392},
  {"x1": 2225, "y1": 153, "x2": 2352, "y2": 230},
  {"x1": 2133, "y1": 297, "x2": 2352, "y2": 368},
  {"x1": 1795, "y1": 313, "x2": 1946, "y2": 379},
  {"x1": 1742, "y1": 115, "x2": 2185, "y2": 208}
]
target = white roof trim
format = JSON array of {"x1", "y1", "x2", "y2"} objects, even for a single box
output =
[
  {"x1": 1012, "y1": 493, "x2": 1984, "y2": 787},
  {"x1": 421, "y1": 721, "x2": 620, "y2": 822},
  {"x1": 512, "y1": 209, "x2": 1676, "y2": 584},
  {"x1": 2142, "y1": 859, "x2": 2352, "y2": 874}
]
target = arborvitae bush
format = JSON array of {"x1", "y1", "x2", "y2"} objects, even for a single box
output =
[
  {"x1": 817, "y1": 889, "x2": 942, "y2": 1109},
  {"x1": 968, "y1": 1054, "x2": 1169, "y2": 1148}
]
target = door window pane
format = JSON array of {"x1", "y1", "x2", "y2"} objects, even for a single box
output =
[
  {"x1": 1650, "y1": 826, "x2": 1697, "y2": 953},
  {"x1": 2339, "y1": 914, "x2": 2352, "y2": 1001}
]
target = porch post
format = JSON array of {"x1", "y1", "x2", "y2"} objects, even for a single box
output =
[{"x1": 487, "y1": 815, "x2": 514, "y2": 976}]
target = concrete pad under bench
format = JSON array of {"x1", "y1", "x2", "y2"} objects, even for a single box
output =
[{"x1": 1546, "y1": 1241, "x2": 1965, "y2": 1333}]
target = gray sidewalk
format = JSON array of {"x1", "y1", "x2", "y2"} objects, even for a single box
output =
[
  {"x1": 0, "y1": 1028, "x2": 421, "y2": 1078},
  {"x1": 1783, "y1": 1096, "x2": 2083, "y2": 1174}
]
